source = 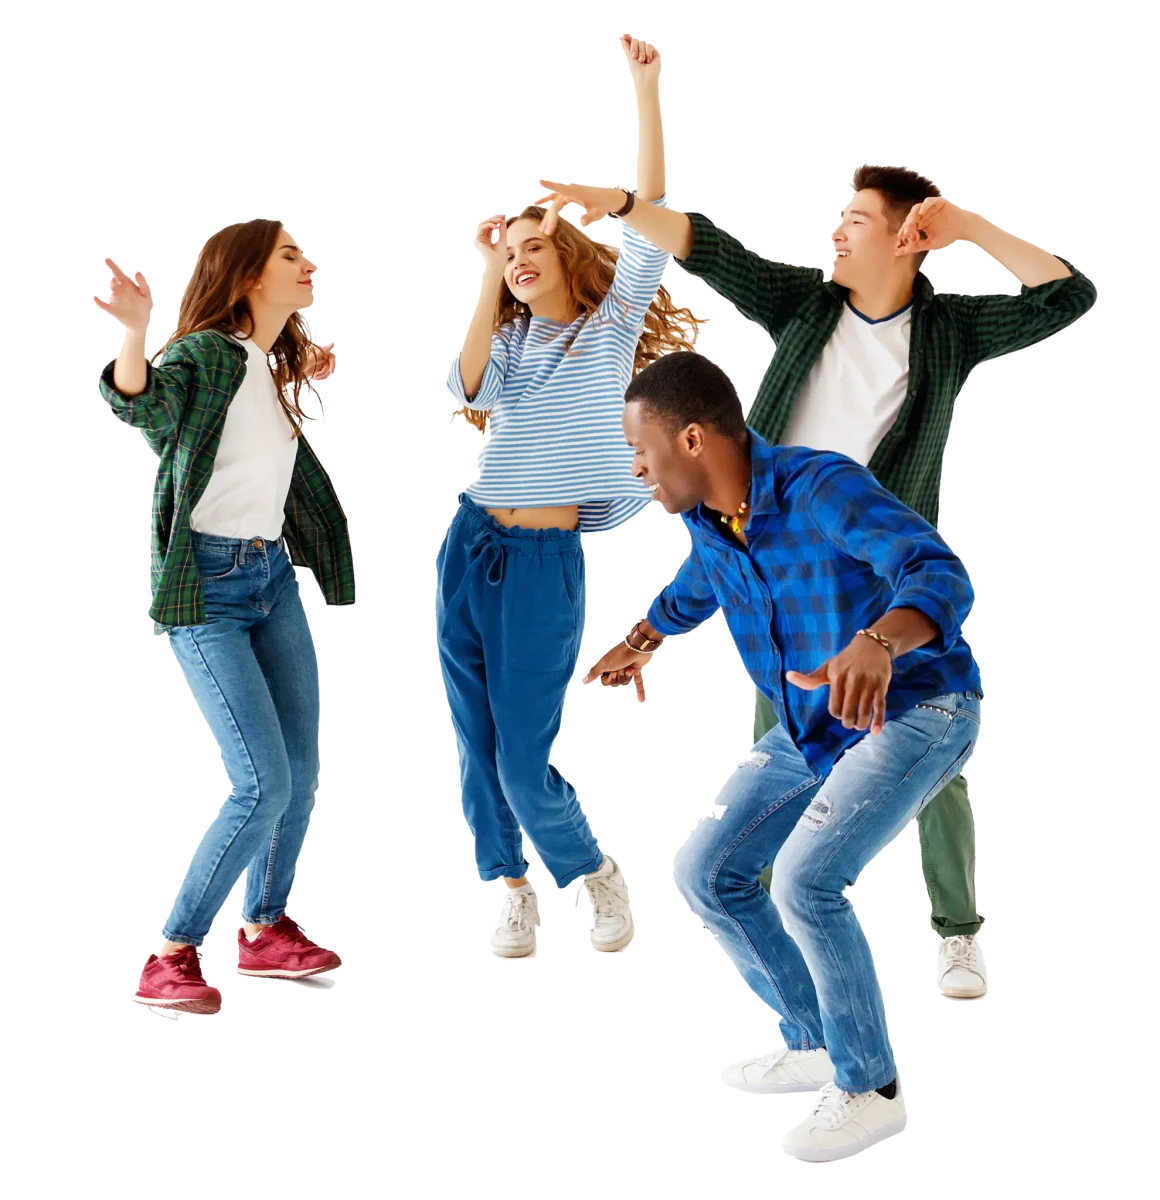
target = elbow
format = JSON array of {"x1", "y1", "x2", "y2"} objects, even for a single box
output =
[{"x1": 675, "y1": 221, "x2": 695, "y2": 263}]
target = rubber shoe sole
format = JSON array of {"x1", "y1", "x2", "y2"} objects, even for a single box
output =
[
  {"x1": 237, "y1": 962, "x2": 340, "y2": 978},
  {"x1": 782, "y1": 1115, "x2": 906, "y2": 1162},
  {"x1": 133, "y1": 993, "x2": 221, "y2": 1012}
]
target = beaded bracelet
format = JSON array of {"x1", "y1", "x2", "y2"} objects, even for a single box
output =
[{"x1": 856, "y1": 628, "x2": 895, "y2": 660}]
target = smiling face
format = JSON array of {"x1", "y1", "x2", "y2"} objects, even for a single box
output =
[
  {"x1": 830, "y1": 189, "x2": 911, "y2": 288},
  {"x1": 504, "y1": 218, "x2": 568, "y2": 310},
  {"x1": 252, "y1": 228, "x2": 316, "y2": 311},
  {"x1": 624, "y1": 400, "x2": 709, "y2": 514}
]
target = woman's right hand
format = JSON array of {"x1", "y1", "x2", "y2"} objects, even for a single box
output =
[
  {"x1": 93, "y1": 258, "x2": 152, "y2": 334},
  {"x1": 475, "y1": 215, "x2": 508, "y2": 279}
]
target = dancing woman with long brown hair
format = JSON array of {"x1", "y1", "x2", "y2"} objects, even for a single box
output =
[{"x1": 95, "y1": 222, "x2": 353, "y2": 1014}]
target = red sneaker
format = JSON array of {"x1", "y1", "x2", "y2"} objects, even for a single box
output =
[
  {"x1": 134, "y1": 946, "x2": 222, "y2": 1014},
  {"x1": 237, "y1": 917, "x2": 341, "y2": 978}
]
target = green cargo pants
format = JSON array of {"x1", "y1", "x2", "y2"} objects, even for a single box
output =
[{"x1": 753, "y1": 690, "x2": 983, "y2": 936}]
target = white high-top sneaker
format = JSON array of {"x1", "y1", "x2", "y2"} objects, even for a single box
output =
[
  {"x1": 579, "y1": 857, "x2": 633, "y2": 952},
  {"x1": 721, "y1": 1047, "x2": 835, "y2": 1094},
  {"x1": 490, "y1": 887, "x2": 539, "y2": 958},
  {"x1": 937, "y1": 934, "x2": 987, "y2": 998}
]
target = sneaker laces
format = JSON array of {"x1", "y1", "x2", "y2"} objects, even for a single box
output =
[
  {"x1": 811, "y1": 1083, "x2": 859, "y2": 1130},
  {"x1": 577, "y1": 870, "x2": 627, "y2": 926},
  {"x1": 270, "y1": 917, "x2": 315, "y2": 947},
  {"x1": 500, "y1": 892, "x2": 536, "y2": 933},
  {"x1": 167, "y1": 947, "x2": 206, "y2": 981},
  {"x1": 942, "y1": 934, "x2": 978, "y2": 971},
  {"x1": 754, "y1": 1047, "x2": 791, "y2": 1071}
]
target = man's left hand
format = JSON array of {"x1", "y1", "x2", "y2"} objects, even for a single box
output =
[
  {"x1": 894, "y1": 197, "x2": 975, "y2": 256},
  {"x1": 309, "y1": 338, "x2": 335, "y2": 379},
  {"x1": 786, "y1": 636, "x2": 892, "y2": 735}
]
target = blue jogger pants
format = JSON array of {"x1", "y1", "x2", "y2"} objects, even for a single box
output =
[{"x1": 436, "y1": 497, "x2": 602, "y2": 887}]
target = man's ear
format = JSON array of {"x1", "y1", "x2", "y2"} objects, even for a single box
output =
[{"x1": 682, "y1": 422, "x2": 707, "y2": 458}]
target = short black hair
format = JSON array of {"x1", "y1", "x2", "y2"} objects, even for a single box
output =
[
  {"x1": 852, "y1": 164, "x2": 941, "y2": 266},
  {"x1": 625, "y1": 352, "x2": 747, "y2": 441}
]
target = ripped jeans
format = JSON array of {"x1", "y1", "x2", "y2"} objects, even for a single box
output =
[{"x1": 674, "y1": 692, "x2": 980, "y2": 1093}]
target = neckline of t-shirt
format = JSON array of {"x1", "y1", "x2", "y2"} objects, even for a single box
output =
[
  {"x1": 527, "y1": 312, "x2": 581, "y2": 331},
  {"x1": 844, "y1": 297, "x2": 914, "y2": 326}
]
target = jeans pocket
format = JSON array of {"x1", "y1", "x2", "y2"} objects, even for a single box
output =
[
  {"x1": 916, "y1": 737, "x2": 975, "y2": 815},
  {"x1": 504, "y1": 552, "x2": 581, "y2": 675},
  {"x1": 195, "y1": 547, "x2": 241, "y2": 584},
  {"x1": 914, "y1": 692, "x2": 959, "y2": 716}
]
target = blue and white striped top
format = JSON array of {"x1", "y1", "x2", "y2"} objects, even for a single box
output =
[{"x1": 447, "y1": 197, "x2": 670, "y2": 532}]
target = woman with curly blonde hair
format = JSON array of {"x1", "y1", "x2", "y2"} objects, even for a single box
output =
[{"x1": 438, "y1": 34, "x2": 700, "y2": 959}]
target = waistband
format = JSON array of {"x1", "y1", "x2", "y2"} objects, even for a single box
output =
[
  {"x1": 454, "y1": 494, "x2": 581, "y2": 553},
  {"x1": 191, "y1": 532, "x2": 286, "y2": 557}
]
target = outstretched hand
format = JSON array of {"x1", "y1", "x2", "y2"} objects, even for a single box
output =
[
  {"x1": 583, "y1": 642, "x2": 652, "y2": 702},
  {"x1": 785, "y1": 636, "x2": 893, "y2": 735},
  {"x1": 535, "y1": 182, "x2": 625, "y2": 236},
  {"x1": 93, "y1": 258, "x2": 152, "y2": 333}
]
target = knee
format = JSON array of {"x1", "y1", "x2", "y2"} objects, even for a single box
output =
[
  {"x1": 767, "y1": 856, "x2": 809, "y2": 923},
  {"x1": 676, "y1": 844, "x2": 710, "y2": 916},
  {"x1": 237, "y1": 756, "x2": 294, "y2": 825}
]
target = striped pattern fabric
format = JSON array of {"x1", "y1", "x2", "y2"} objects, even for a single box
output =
[
  {"x1": 679, "y1": 212, "x2": 1097, "y2": 526},
  {"x1": 447, "y1": 198, "x2": 670, "y2": 532},
  {"x1": 100, "y1": 329, "x2": 354, "y2": 630},
  {"x1": 647, "y1": 433, "x2": 982, "y2": 776}
]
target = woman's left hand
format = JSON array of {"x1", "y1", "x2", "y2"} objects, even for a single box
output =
[
  {"x1": 621, "y1": 34, "x2": 661, "y2": 85},
  {"x1": 305, "y1": 342, "x2": 336, "y2": 379}
]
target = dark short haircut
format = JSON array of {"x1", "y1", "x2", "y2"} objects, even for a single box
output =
[
  {"x1": 624, "y1": 352, "x2": 747, "y2": 441},
  {"x1": 852, "y1": 164, "x2": 941, "y2": 266}
]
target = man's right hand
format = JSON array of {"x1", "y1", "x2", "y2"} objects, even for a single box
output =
[{"x1": 583, "y1": 643, "x2": 653, "y2": 702}]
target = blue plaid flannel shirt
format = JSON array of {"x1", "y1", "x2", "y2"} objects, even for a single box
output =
[{"x1": 647, "y1": 432, "x2": 982, "y2": 775}]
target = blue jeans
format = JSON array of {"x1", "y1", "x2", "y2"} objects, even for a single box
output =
[
  {"x1": 436, "y1": 497, "x2": 601, "y2": 887},
  {"x1": 675, "y1": 692, "x2": 981, "y2": 1093},
  {"x1": 162, "y1": 534, "x2": 320, "y2": 945}
]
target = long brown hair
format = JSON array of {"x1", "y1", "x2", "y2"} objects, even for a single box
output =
[
  {"x1": 459, "y1": 206, "x2": 704, "y2": 433},
  {"x1": 162, "y1": 219, "x2": 319, "y2": 435},
  {"x1": 852, "y1": 165, "x2": 941, "y2": 268}
]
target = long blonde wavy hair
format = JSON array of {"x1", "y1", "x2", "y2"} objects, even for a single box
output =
[
  {"x1": 459, "y1": 206, "x2": 704, "y2": 433},
  {"x1": 161, "y1": 219, "x2": 321, "y2": 436}
]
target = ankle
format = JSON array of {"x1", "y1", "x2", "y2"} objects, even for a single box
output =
[
  {"x1": 243, "y1": 922, "x2": 271, "y2": 940},
  {"x1": 503, "y1": 876, "x2": 531, "y2": 890},
  {"x1": 160, "y1": 940, "x2": 193, "y2": 957}
]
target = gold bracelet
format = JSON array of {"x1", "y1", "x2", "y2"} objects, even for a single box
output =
[{"x1": 856, "y1": 628, "x2": 895, "y2": 659}]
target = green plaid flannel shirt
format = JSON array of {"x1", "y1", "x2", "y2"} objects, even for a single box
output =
[
  {"x1": 100, "y1": 329, "x2": 355, "y2": 630},
  {"x1": 680, "y1": 213, "x2": 1097, "y2": 525}
]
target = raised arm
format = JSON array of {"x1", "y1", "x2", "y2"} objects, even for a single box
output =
[
  {"x1": 455, "y1": 216, "x2": 510, "y2": 402},
  {"x1": 94, "y1": 258, "x2": 153, "y2": 397}
]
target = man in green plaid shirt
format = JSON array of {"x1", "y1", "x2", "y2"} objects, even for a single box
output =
[
  {"x1": 99, "y1": 329, "x2": 354, "y2": 632},
  {"x1": 536, "y1": 166, "x2": 1095, "y2": 998}
]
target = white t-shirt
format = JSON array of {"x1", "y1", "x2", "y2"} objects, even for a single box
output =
[
  {"x1": 190, "y1": 337, "x2": 298, "y2": 539},
  {"x1": 780, "y1": 299, "x2": 913, "y2": 466}
]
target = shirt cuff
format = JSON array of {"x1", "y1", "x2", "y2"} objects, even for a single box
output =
[
  {"x1": 646, "y1": 596, "x2": 691, "y2": 638},
  {"x1": 677, "y1": 212, "x2": 721, "y2": 274}
]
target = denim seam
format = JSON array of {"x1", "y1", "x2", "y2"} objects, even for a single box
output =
[
  {"x1": 706, "y1": 774, "x2": 822, "y2": 1043},
  {"x1": 257, "y1": 813, "x2": 283, "y2": 920}
]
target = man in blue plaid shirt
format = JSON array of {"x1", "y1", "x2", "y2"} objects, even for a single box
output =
[{"x1": 586, "y1": 352, "x2": 983, "y2": 1163}]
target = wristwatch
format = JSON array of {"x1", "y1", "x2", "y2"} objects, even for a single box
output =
[{"x1": 610, "y1": 189, "x2": 636, "y2": 219}]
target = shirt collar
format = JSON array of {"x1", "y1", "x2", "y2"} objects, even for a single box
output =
[
  {"x1": 823, "y1": 269, "x2": 934, "y2": 312},
  {"x1": 692, "y1": 429, "x2": 780, "y2": 533}
]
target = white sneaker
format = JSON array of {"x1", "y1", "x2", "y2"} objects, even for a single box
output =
[
  {"x1": 721, "y1": 1047, "x2": 835, "y2": 1094},
  {"x1": 578, "y1": 857, "x2": 633, "y2": 952},
  {"x1": 782, "y1": 1081, "x2": 907, "y2": 1162},
  {"x1": 490, "y1": 887, "x2": 539, "y2": 958},
  {"x1": 937, "y1": 934, "x2": 987, "y2": 998}
]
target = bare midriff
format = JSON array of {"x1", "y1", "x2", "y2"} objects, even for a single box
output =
[{"x1": 485, "y1": 504, "x2": 580, "y2": 531}]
